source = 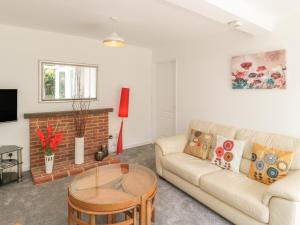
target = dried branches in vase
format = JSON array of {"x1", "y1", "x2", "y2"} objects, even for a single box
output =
[{"x1": 72, "y1": 99, "x2": 90, "y2": 138}]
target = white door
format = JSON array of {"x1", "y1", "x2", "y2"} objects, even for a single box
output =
[{"x1": 156, "y1": 60, "x2": 176, "y2": 138}]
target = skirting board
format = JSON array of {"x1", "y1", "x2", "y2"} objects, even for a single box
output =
[
  {"x1": 124, "y1": 140, "x2": 153, "y2": 149},
  {"x1": 109, "y1": 140, "x2": 154, "y2": 154}
]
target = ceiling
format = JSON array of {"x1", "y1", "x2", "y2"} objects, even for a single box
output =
[
  {"x1": 243, "y1": 0, "x2": 300, "y2": 22},
  {"x1": 0, "y1": 0, "x2": 299, "y2": 48},
  {"x1": 0, "y1": 0, "x2": 227, "y2": 48}
]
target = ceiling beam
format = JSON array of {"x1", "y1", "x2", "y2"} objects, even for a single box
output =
[{"x1": 164, "y1": 0, "x2": 273, "y2": 35}]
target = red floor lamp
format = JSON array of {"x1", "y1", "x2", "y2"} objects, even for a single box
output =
[{"x1": 117, "y1": 87, "x2": 130, "y2": 154}]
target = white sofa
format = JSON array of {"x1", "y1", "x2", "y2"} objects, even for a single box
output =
[{"x1": 155, "y1": 120, "x2": 300, "y2": 225}]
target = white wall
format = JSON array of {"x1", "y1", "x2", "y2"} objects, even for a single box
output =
[
  {"x1": 153, "y1": 15, "x2": 300, "y2": 138},
  {"x1": 0, "y1": 25, "x2": 153, "y2": 171}
]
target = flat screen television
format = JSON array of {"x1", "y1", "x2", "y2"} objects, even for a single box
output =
[{"x1": 0, "y1": 89, "x2": 17, "y2": 122}]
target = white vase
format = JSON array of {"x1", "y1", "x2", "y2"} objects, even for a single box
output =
[
  {"x1": 45, "y1": 154, "x2": 54, "y2": 174},
  {"x1": 75, "y1": 137, "x2": 84, "y2": 164}
]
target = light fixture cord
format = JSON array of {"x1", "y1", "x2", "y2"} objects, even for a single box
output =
[
  {"x1": 111, "y1": 19, "x2": 115, "y2": 33},
  {"x1": 110, "y1": 17, "x2": 118, "y2": 33}
]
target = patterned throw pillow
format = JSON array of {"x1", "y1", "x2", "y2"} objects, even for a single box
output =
[
  {"x1": 248, "y1": 143, "x2": 294, "y2": 185},
  {"x1": 184, "y1": 129, "x2": 214, "y2": 160},
  {"x1": 211, "y1": 135, "x2": 245, "y2": 172}
]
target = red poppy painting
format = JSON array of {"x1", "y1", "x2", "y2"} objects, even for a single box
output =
[{"x1": 232, "y1": 50, "x2": 286, "y2": 89}]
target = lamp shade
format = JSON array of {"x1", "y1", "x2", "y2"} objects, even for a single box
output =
[
  {"x1": 118, "y1": 88, "x2": 130, "y2": 118},
  {"x1": 103, "y1": 32, "x2": 126, "y2": 47}
]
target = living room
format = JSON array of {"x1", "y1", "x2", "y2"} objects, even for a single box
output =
[{"x1": 1, "y1": 1, "x2": 300, "y2": 225}]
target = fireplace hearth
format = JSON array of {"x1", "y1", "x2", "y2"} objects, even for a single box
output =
[{"x1": 24, "y1": 108, "x2": 119, "y2": 184}]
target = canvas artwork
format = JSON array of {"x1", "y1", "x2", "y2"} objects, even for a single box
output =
[{"x1": 232, "y1": 49, "x2": 287, "y2": 89}]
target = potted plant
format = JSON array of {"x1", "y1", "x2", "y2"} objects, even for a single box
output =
[
  {"x1": 73, "y1": 98, "x2": 90, "y2": 164},
  {"x1": 36, "y1": 123, "x2": 62, "y2": 174}
]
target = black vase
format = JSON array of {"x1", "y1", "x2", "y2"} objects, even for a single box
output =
[{"x1": 95, "y1": 151, "x2": 105, "y2": 161}]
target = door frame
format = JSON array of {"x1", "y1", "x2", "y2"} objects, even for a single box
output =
[{"x1": 151, "y1": 58, "x2": 178, "y2": 140}]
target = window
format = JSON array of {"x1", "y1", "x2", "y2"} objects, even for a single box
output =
[{"x1": 39, "y1": 61, "x2": 97, "y2": 102}]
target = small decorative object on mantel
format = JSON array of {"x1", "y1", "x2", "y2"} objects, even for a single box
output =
[
  {"x1": 102, "y1": 144, "x2": 109, "y2": 157},
  {"x1": 94, "y1": 151, "x2": 105, "y2": 161},
  {"x1": 232, "y1": 49, "x2": 287, "y2": 89},
  {"x1": 36, "y1": 123, "x2": 62, "y2": 174},
  {"x1": 117, "y1": 88, "x2": 130, "y2": 154},
  {"x1": 72, "y1": 98, "x2": 90, "y2": 164},
  {"x1": 94, "y1": 144, "x2": 109, "y2": 161}
]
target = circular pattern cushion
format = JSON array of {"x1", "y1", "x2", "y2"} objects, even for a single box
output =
[
  {"x1": 211, "y1": 135, "x2": 245, "y2": 173},
  {"x1": 248, "y1": 143, "x2": 294, "y2": 185}
]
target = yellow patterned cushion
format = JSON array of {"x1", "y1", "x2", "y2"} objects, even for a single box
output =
[
  {"x1": 184, "y1": 129, "x2": 214, "y2": 160},
  {"x1": 248, "y1": 143, "x2": 294, "y2": 185}
]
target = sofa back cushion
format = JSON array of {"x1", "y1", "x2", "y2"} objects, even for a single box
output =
[
  {"x1": 235, "y1": 129, "x2": 300, "y2": 173},
  {"x1": 188, "y1": 120, "x2": 238, "y2": 156}
]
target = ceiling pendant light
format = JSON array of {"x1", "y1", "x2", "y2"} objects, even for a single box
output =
[{"x1": 103, "y1": 17, "x2": 126, "y2": 47}]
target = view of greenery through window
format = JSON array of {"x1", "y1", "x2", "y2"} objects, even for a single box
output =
[{"x1": 44, "y1": 65, "x2": 55, "y2": 98}]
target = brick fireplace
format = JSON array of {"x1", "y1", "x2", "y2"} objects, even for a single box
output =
[{"x1": 24, "y1": 108, "x2": 120, "y2": 184}]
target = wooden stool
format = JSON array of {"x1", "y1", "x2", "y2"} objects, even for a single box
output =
[
  {"x1": 68, "y1": 199, "x2": 138, "y2": 225},
  {"x1": 146, "y1": 188, "x2": 157, "y2": 225}
]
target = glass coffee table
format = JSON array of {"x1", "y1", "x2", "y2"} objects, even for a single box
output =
[{"x1": 68, "y1": 163, "x2": 157, "y2": 225}]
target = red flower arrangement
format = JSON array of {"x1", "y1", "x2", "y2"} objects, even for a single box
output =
[{"x1": 36, "y1": 123, "x2": 63, "y2": 156}]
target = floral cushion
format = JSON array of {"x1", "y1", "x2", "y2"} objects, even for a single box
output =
[
  {"x1": 184, "y1": 129, "x2": 214, "y2": 160},
  {"x1": 211, "y1": 135, "x2": 245, "y2": 172},
  {"x1": 248, "y1": 143, "x2": 294, "y2": 185}
]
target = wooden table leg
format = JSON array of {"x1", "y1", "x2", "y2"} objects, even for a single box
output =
[
  {"x1": 68, "y1": 205, "x2": 73, "y2": 225},
  {"x1": 90, "y1": 215, "x2": 96, "y2": 225},
  {"x1": 152, "y1": 207, "x2": 156, "y2": 223},
  {"x1": 146, "y1": 200, "x2": 152, "y2": 225},
  {"x1": 107, "y1": 214, "x2": 114, "y2": 224},
  {"x1": 133, "y1": 208, "x2": 137, "y2": 225},
  {"x1": 139, "y1": 200, "x2": 147, "y2": 225}
]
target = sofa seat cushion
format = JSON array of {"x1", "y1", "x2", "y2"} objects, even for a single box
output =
[
  {"x1": 161, "y1": 153, "x2": 221, "y2": 186},
  {"x1": 200, "y1": 170, "x2": 269, "y2": 223}
]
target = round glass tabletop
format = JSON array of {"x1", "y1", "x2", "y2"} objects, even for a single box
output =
[{"x1": 69, "y1": 163, "x2": 157, "y2": 210}]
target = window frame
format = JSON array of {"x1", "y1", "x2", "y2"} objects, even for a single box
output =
[{"x1": 38, "y1": 60, "x2": 98, "y2": 103}]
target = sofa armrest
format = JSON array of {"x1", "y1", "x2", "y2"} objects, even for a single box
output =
[
  {"x1": 155, "y1": 134, "x2": 187, "y2": 176},
  {"x1": 155, "y1": 134, "x2": 187, "y2": 156},
  {"x1": 263, "y1": 170, "x2": 300, "y2": 205}
]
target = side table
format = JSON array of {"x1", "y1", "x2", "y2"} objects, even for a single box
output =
[{"x1": 0, "y1": 145, "x2": 22, "y2": 185}]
